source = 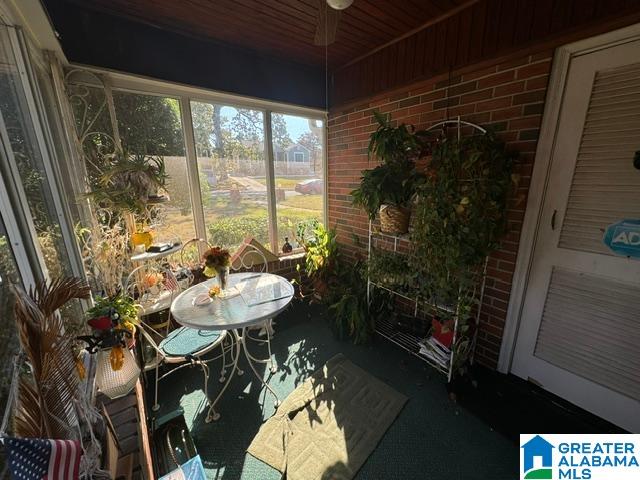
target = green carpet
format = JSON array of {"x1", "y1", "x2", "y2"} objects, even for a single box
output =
[{"x1": 154, "y1": 301, "x2": 518, "y2": 479}]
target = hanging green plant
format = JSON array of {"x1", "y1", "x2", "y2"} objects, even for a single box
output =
[
  {"x1": 367, "y1": 110, "x2": 431, "y2": 164},
  {"x1": 411, "y1": 132, "x2": 517, "y2": 323},
  {"x1": 87, "y1": 150, "x2": 168, "y2": 215},
  {"x1": 351, "y1": 159, "x2": 424, "y2": 221},
  {"x1": 351, "y1": 111, "x2": 430, "y2": 234}
]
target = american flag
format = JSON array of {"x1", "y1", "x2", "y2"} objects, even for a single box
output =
[
  {"x1": 4, "y1": 437, "x2": 82, "y2": 480},
  {"x1": 163, "y1": 271, "x2": 179, "y2": 292}
]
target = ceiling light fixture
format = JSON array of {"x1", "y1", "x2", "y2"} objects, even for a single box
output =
[{"x1": 326, "y1": 0, "x2": 353, "y2": 11}]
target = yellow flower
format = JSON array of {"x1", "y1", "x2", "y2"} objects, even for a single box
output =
[
  {"x1": 110, "y1": 346, "x2": 124, "y2": 371},
  {"x1": 203, "y1": 266, "x2": 217, "y2": 278}
]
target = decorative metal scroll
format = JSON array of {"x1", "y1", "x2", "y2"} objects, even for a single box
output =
[{"x1": 63, "y1": 68, "x2": 119, "y2": 181}]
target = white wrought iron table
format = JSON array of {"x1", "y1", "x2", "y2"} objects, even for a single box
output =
[{"x1": 170, "y1": 272, "x2": 294, "y2": 422}]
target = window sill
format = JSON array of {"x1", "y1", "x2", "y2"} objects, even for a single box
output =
[{"x1": 277, "y1": 251, "x2": 305, "y2": 262}]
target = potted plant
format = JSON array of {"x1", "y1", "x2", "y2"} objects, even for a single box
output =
[
  {"x1": 87, "y1": 150, "x2": 168, "y2": 215},
  {"x1": 85, "y1": 291, "x2": 139, "y2": 358},
  {"x1": 411, "y1": 132, "x2": 516, "y2": 365},
  {"x1": 351, "y1": 111, "x2": 429, "y2": 234},
  {"x1": 294, "y1": 219, "x2": 338, "y2": 301},
  {"x1": 327, "y1": 260, "x2": 371, "y2": 344}
]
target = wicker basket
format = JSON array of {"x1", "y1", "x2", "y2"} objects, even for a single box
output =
[{"x1": 379, "y1": 204, "x2": 411, "y2": 234}]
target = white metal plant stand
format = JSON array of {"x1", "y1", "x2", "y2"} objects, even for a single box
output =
[
  {"x1": 170, "y1": 272, "x2": 294, "y2": 422},
  {"x1": 368, "y1": 117, "x2": 488, "y2": 382}
]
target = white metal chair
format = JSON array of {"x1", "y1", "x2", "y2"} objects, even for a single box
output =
[
  {"x1": 138, "y1": 321, "x2": 228, "y2": 412},
  {"x1": 231, "y1": 244, "x2": 276, "y2": 374},
  {"x1": 180, "y1": 238, "x2": 211, "y2": 275},
  {"x1": 125, "y1": 265, "x2": 182, "y2": 335}
]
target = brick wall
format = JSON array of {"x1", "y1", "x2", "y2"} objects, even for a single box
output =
[{"x1": 327, "y1": 51, "x2": 553, "y2": 368}]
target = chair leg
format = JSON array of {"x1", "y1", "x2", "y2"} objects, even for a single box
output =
[
  {"x1": 219, "y1": 337, "x2": 228, "y2": 383},
  {"x1": 201, "y1": 362, "x2": 210, "y2": 402},
  {"x1": 152, "y1": 363, "x2": 160, "y2": 412}
]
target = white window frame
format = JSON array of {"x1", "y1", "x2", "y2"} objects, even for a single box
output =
[
  {"x1": 0, "y1": 23, "x2": 87, "y2": 285},
  {"x1": 73, "y1": 65, "x2": 328, "y2": 255}
]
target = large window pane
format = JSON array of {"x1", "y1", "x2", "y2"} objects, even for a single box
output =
[
  {"x1": 0, "y1": 27, "x2": 73, "y2": 281},
  {"x1": 191, "y1": 102, "x2": 270, "y2": 250},
  {"x1": 0, "y1": 213, "x2": 20, "y2": 424},
  {"x1": 271, "y1": 113, "x2": 325, "y2": 249},
  {"x1": 113, "y1": 91, "x2": 196, "y2": 246}
]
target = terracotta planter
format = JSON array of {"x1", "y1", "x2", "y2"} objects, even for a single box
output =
[{"x1": 379, "y1": 204, "x2": 410, "y2": 234}]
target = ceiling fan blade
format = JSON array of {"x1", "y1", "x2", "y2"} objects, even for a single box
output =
[{"x1": 314, "y1": 0, "x2": 340, "y2": 46}]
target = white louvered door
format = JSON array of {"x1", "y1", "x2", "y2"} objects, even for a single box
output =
[{"x1": 511, "y1": 39, "x2": 640, "y2": 432}]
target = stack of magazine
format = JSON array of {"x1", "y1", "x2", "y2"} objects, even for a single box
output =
[{"x1": 418, "y1": 336, "x2": 451, "y2": 366}]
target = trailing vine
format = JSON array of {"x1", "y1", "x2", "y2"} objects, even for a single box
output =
[{"x1": 410, "y1": 132, "x2": 517, "y2": 326}]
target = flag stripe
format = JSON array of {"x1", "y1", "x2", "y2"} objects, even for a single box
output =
[
  {"x1": 47, "y1": 439, "x2": 57, "y2": 479},
  {"x1": 70, "y1": 441, "x2": 81, "y2": 479},
  {"x1": 59, "y1": 440, "x2": 69, "y2": 480}
]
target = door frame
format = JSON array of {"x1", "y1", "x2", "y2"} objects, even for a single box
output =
[{"x1": 497, "y1": 22, "x2": 640, "y2": 374}]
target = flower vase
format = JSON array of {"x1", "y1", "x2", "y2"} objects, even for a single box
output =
[{"x1": 216, "y1": 265, "x2": 230, "y2": 292}]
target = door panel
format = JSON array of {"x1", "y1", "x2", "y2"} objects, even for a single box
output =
[
  {"x1": 512, "y1": 39, "x2": 640, "y2": 432},
  {"x1": 534, "y1": 268, "x2": 640, "y2": 401},
  {"x1": 558, "y1": 61, "x2": 640, "y2": 256}
]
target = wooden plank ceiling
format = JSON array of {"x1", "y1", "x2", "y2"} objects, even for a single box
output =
[
  {"x1": 67, "y1": 0, "x2": 471, "y2": 68},
  {"x1": 332, "y1": 0, "x2": 640, "y2": 105}
]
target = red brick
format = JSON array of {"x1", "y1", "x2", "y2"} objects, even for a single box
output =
[
  {"x1": 476, "y1": 96, "x2": 512, "y2": 112},
  {"x1": 497, "y1": 56, "x2": 531, "y2": 71},
  {"x1": 526, "y1": 75, "x2": 549, "y2": 90},
  {"x1": 491, "y1": 106, "x2": 523, "y2": 121},
  {"x1": 509, "y1": 116, "x2": 542, "y2": 130},
  {"x1": 462, "y1": 65, "x2": 498, "y2": 81},
  {"x1": 461, "y1": 88, "x2": 494, "y2": 103},
  {"x1": 516, "y1": 60, "x2": 552, "y2": 79},
  {"x1": 494, "y1": 81, "x2": 525, "y2": 97},
  {"x1": 478, "y1": 70, "x2": 516, "y2": 88},
  {"x1": 512, "y1": 90, "x2": 547, "y2": 105}
]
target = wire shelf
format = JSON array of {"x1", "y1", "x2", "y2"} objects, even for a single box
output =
[{"x1": 375, "y1": 316, "x2": 449, "y2": 375}]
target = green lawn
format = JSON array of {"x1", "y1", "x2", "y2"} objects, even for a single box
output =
[
  {"x1": 156, "y1": 194, "x2": 323, "y2": 253},
  {"x1": 255, "y1": 177, "x2": 307, "y2": 189},
  {"x1": 280, "y1": 194, "x2": 323, "y2": 211}
]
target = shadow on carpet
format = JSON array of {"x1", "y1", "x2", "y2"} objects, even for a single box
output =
[{"x1": 152, "y1": 301, "x2": 518, "y2": 480}]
